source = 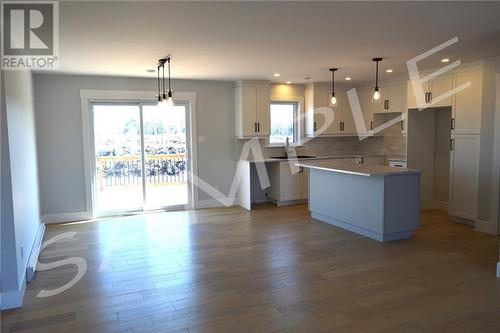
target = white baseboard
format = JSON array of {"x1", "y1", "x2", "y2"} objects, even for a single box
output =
[
  {"x1": 1, "y1": 275, "x2": 26, "y2": 310},
  {"x1": 26, "y1": 223, "x2": 46, "y2": 283},
  {"x1": 431, "y1": 200, "x2": 448, "y2": 212},
  {"x1": 41, "y1": 211, "x2": 89, "y2": 224},
  {"x1": 475, "y1": 219, "x2": 499, "y2": 235},
  {"x1": 196, "y1": 199, "x2": 229, "y2": 209}
]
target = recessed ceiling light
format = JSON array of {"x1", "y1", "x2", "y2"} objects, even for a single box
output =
[
  {"x1": 441, "y1": 58, "x2": 450, "y2": 63},
  {"x1": 386, "y1": 69, "x2": 393, "y2": 73},
  {"x1": 286, "y1": 81, "x2": 292, "y2": 84},
  {"x1": 304, "y1": 77, "x2": 311, "y2": 80},
  {"x1": 345, "y1": 77, "x2": 352, "y2": 81},
  {"x1": 273, "y1": 73, "x2": 280, "y2": 77}
]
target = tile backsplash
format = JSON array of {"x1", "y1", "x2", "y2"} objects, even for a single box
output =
[{"x1": 236, "y1": 124, "x2": 406, "y2": 159}]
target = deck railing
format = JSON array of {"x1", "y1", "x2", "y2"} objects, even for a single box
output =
[{"x1": 96, "y1": 154, "x2": 187, "y2": 189}]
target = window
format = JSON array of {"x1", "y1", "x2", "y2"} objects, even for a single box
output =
[{"x1": 269, "y1": 102, "x2": 298, "y2": 144}]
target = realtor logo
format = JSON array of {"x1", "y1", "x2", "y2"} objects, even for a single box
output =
[{"x1": 1, "y1": 0, "x2": 59, "y2": 70}]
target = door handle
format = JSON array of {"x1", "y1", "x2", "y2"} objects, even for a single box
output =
[
  {"x1": 451, "y1": 118, "x2": 455, "y2": 130},
  {"x1": 450, "y1": 138, "x2": 454, "y2": 151}
]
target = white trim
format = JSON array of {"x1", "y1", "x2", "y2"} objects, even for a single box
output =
[
  {"x1": 80, "y1": 90, "x2": 198, "y2": 218},
  {"x1": 1, "y1": 275, "x2": 26, "y2": 310},
  {"x1": 475, "y1": 219, "x2": 499, "y2": 235},
  {"x1": 41, "y1": 211, "x2": 90, "y2": 224},
  {"x1": 196, "y1": 199, "x2": 232, "y2": 209},
  {"x1": 26, "y1": 223, "x2": 46, "y2": 282},
  {"x1": 431, "y1": 200, "x2": 448, "y2": 212}
]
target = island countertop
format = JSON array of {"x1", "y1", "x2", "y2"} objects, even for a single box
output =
[{"x1": 296, "y1": 160, "x2": 420, "y2": 177}]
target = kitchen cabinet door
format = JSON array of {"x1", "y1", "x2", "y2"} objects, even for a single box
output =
[
  {"x1": 358, "y1": 88, "x2": 375, "y2": 132},
  {"x1": 339, "y1": 92, "x2": 356, "y2": 135},
  {"x1": 407, "y1": 80, "x2": 430, "y2": 109},
  {"x1": 235, "y1": 86, "x2": 258, "y2": 137},
  {"x1": 429, "y1": 74, "x2": 453, "y2": 107},
  {"x1": 256, "y1": 85, "x2": 270, "y2": 136},
  {"x1": 386, "y1": 83, "x2": 405, "y2": 113},
  {"x1": 299, "y1": 167, "x2": 309, "y2": 200},
  {"x1": 279, "y1": 162, "x2": 301, "y2": 201},
  {"x1": 449, "y1": 135, "x2": 479, "y2": 221},
  {"x1": 452, "y1": 71, "x2": 482, "y2": 135}
]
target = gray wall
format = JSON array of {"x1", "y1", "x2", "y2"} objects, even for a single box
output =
[
  {"x1": 33, "y1": 74, "x2": 235, "y2": 216},
  {"x1": 1, "y1": 71, "x2": 41, "y2": 295}
]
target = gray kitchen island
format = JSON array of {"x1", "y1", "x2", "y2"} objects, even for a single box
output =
[{"x1": 296, "y1": 160, "x2": 421, "y2": 242}]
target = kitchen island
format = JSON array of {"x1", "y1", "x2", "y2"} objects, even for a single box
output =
[{"x1": 296, "y1": 160, "x2": 421, "y2": 242}]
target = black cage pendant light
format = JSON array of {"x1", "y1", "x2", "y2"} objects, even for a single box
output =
[
  {"x1": 329, "y1": 68, "x2": 338, "y2": 107},
  {"x1": 156, "y1": 56, "x2": 174, "y2": 107},
  {"x1": 372, "y1": 57, "x2": 382, "y2": 103}
]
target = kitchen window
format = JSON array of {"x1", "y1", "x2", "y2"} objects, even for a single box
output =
[{"x1": 269, "y1": 101, "x2": 298, "y2": 144}]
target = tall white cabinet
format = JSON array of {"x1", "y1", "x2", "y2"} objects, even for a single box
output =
[
  {"x1": 406, "y1": 66, "x2": 483, "y2": 224},
  {"x1": 235, "y1": 81, "x2": 271, "y2": 138}
]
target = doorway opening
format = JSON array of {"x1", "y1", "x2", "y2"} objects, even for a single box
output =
[{"x1": 92, "y1": 102, "x2": 191, "y2": 216}]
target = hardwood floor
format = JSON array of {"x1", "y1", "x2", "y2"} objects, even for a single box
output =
[{"x1": 2, "y1": 205, "x2": 499, "y2": 332}]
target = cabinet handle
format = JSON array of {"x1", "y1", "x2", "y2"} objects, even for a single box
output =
[
  {"x1": 400, "y1": 120, "x2": 404, "y2": 131},
  {"x1": 387, "y1": 100, "x2": 390, "y2": 110},
  {"x1": 451, "y1": 118, "x2": 455, "y2": 130},
  {"x1": 370, "y1": 121, "x2": 373, "y2": 131},
  {"x1": 429, "y1": 92, "x2": 432, "y2": 103},
  {"x1": 450, "y1": 138, "x2": 454, "y2": 151},
  {"x1": 314, "y1": 122, "x2": 317, "y2": 132},
  {"x1": 254, "y1": 122, "x2": 257, "y2": 133},
  {"x1": 424, "y1": 92, "x2": 428, "y2": 103},
  {"x1": 257, "y1": 122, "x2": 260, "y2": 132}
]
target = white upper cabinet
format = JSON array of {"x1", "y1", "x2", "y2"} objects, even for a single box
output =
[
  {"x1": 407, "y1": 74, "x2": 453, "y2": 109},
  {"x1": 235, "y1": 81, "x2": 270, "y2": 137},
  {"x1": 429, "y1": 74, "x2": 453, "y2": 107},
  {"x1": 357, "y1": 88, "x2": 375, "y2": 132},
  {"x1": 305, "y1": 83, "x2": 340, "y2": 136},
  {"x1": 452, "y1": 70, "x2": 482, "y2": 135},
  {"x1": 376, "y1": 82, "x2": 405, "y2": 113}
]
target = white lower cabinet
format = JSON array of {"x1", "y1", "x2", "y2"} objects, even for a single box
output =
[
  {"x1": 449, "y1": 135, "x2": 480, "y2": 221},
  {"x1": 268, "y1": 162, "x2": 309, "y2": 205}
]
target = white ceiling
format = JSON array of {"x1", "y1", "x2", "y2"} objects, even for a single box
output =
[{"x1": 52, "y1": 1, "x2": 500, "y2": 83}]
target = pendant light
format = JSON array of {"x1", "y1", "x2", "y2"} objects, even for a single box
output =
[
  {"x1": 156, "y1": 57, "x2": 174, "y2": 108},
  {"x1": 372, "y1": 58, "x2": 382, "y2": 103},
  {"x1": 329, "y1": 68, "x2": 338, "y2": 107},
  {"x1": 165, "y1": 57, "x2": 174, "y2": 106}
]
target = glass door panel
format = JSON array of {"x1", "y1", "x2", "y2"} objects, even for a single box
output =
[
  {"x1": 93, "y1": 104, "x2": 143, "y2": 214},
  {"x1": 142, "y1": 104, "x2": 188, "y2": 209}
]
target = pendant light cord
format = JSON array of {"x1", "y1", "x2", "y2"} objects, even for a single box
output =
[
  {"x1": 375, "y1": 60, "x2": 379, "y2": 88},
  {"x1": 168, "y1": 58, "x2": 172, "y2": 94}
]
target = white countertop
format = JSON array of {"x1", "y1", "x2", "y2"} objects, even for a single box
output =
[
  {"x1": 240, "y1": 154, "x2": 406, "y2": 163},
  {"x1": 296, "y1": 160, "x2": 420, "y2": 177}
]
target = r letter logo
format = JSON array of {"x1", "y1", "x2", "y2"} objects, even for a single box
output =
[{"x1": 1, "y1": 1, "x2": 59, "y2": 70}]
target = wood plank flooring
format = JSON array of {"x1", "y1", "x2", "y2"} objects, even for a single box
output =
[{"x1": 1, "y1": 205, "x2": 499, "y2": 332}]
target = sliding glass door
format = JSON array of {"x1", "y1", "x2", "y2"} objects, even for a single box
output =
[{"x1": 92, "y1": 102, "x2": 189, "y2": 216}]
